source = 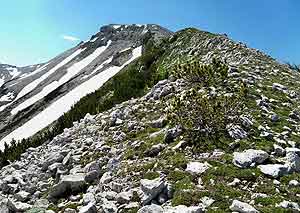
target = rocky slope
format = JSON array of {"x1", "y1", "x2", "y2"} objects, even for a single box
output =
[{"x1": 1, "y1": 26, "x2": 300, "y2": 213}]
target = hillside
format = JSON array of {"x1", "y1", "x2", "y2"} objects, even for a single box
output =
[
  {"x1": 0, "y1": 24, "x2": 172, "y2": 148},
  {"x1": 1, "y1": 26, "x2": 300, "y2": 212}
]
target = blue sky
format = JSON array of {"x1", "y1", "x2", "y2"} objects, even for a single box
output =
[{"x1": 0, "y1": 0, "x2": 299, "y2": 66}]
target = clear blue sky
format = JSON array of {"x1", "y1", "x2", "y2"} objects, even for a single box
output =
[{"x1": 1, "y1": 0, "x2": 299, "y2": 66}]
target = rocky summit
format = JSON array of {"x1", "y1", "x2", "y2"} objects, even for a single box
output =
[{"x1": 1, "y1": 24, "x2": 300, "y2": 213}]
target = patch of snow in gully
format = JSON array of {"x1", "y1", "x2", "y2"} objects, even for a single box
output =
[{"x1": 11, "y1": 41, "x2": 111, "y2": 115}]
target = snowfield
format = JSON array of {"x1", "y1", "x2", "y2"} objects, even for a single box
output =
[
  {"x1": 11, "y1": 41, "x2": 111, "y2": 115},
  {"x1": 0, "y1": 92, "x2": 14, "y2": 102},
  {"x1": 13, "y1": 50, "x2": 84, "y2": 103},
  {"x1": 0, "y1": 46, "x2": 142, "y2": 150},
  {"x1": 0, "y1": 77, "x2": 4, "y2": 87},
  {"x1": 7, "y1": 67, "x2": 21, "y2": 78},
  {"x1": 90, "y1": 37, "x2": 98, "y2": 42},
  {"x1": 82, "y1": 56, "x2": 113, "y2": 79},
  {"x1": 19, "y1": 63, "x2": 49, "y2": 80}
]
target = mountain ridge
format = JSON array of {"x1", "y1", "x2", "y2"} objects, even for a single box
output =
[{"x1": 0, "y1": 24, "x2": 300, "y2": 212}]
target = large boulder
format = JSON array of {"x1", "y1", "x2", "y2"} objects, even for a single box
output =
[
  {"x1": 7, "y1": 200, "x2": 32, "y2": 212},
  {"x1": 233, "y1": 149, "x2": 269, "y2": 168},
  {"x1": 229, "y1": 200, "x2": 258, "y2": 213},
  {"x1": 41, "y1": 153, "x2": 64, "y2": 171},
  {"x1": 140, "y1": 178, "x2": 166, "y2": 205},
  {"x1": 164, "y1": 205, "x2": 203, "y2": 213},
  {"x1": 98, "y1": 201, "x2": 118, "y2": 213},
  {"x1": 285, "y1": 152, "x2": 300, "y2": 172},
  {"x1": 258, "y1": 164, "x2": 290, "y2": 178},
  {"x1": 78, "y1": 203, "x2": 97, "y2": 213},
  {"x1": 116, "y1": 191, "x2": 132, "y2": 204},
  {"x1": 0, "y1": 199, "x2": 9, "y2": 213},
  {"x1": 49, "y1": 174, "x2": 87, "y2": 199},
  {"x1": 83, "y1": 193, "x2": 96, "y2": 205},
  {"x1": 15, "y1": 191, "x2": 31, "y2": 202},
  {"x1": 84, "y1": 161, "x2": 101, "y2": 183},
  {"x1": 138, "y1": 204, "x2": 163, "y2": 213}
]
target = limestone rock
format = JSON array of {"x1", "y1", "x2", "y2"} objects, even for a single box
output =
[
  {"x1": 229, "y1": 200, "x2": 258, "y2": 213},
  {"x1": 185, "y1": 162, "x2": 211, "y2": 175},
  {"x1": 258, "y1": 164, "x2": 290, "y2": 178},
  {"x1": 140, "y1": 178, "x2": 166, "y2": 205},
  {"x1": 233, "y1": 149, "x2": 268, "y2": 168},
  {"x1": 137, "y1": 204, "x2": 163, "y2": 213},
  {"x1": 49, "y1": 174, "x2": 87, "y2": 199}
]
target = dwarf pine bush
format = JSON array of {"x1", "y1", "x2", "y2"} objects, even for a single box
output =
[
  {"x1": 169, "y1": 59, "x2": 246, "y2": 148},
  {"x1": 172, "y1": 58, "x2": 229, "y2": 86}
]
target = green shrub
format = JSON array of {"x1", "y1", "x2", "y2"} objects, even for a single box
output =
[
  {"x1": 168, "y1": 59, "x2": 246, "y2": 148},
  {"x1": 173, "y1": 58, "x2": 229, "y2": 86}
]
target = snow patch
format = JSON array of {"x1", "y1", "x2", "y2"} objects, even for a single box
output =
[
  {"x1": 0, "y1": 103, "x2": 11, "y2": 112},
  {"x1": 120, "y1": 47, "x2": 131, "y2": 53},
  {"x1": 0, "y1": 77, "x2": 4, "y2": 87},
  {"x1": 11, "y1": 41, "x2": 112, "y2": 115},
  {"x1": 112, "y1": 25, "x2": 121, "y2": 29},
  {"x1": 0, "y1": 46, "x2": 142, "y2": 150},
  {"x1": 13, "y1": 50, "x2": 82, "y2": 103},
  {"x1": 0, "y1": 92, "x2": 14, "y2": 102},
  {"x1": 19, "y1": 63, "x2": 49, "y2": 79},
  {"x1": 7, "y1": 67, "x2": 21, "y2": 78},
  {"x1": 90, "y1": 37, "x2": 98, "y2": 42},
  {"x1": 82, "y1": 56, "x2": 113, "y2": 79}
]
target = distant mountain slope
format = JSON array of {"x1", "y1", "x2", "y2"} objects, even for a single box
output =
[{"x1": 0, "y1": 24, "x2": 172, "y2": 147}]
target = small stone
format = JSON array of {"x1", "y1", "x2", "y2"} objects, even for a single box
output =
[
  {"x1": 227, "y1": 124, "x2": 247, "y2": 139},
  {"x1": 100, "y1": 172, "x2": 112, "y2": 184},
  {"x1": 289, "y1": 180, "x2": 299, "y2": 187},
  {"x1": 271, "y1": 114, "x2": 279, "y2": 122},
  {"x1": 227, "y1": 178, "x2": 241, "y2": 186},
  {"x1": 172, "y1": 140, "x2": 187, "y2": 151},
  {"x1": 201, "y1": 196, "x2": 215, "y2": 209},
  {"x1": 64, "y1": 208, "x2": 76, "y2": 213},
  {"x1": 273, "y1": 144, "x2": 285, "y2": 156},
  {"x1": 185, "y1": 162, "x2": 211, "y2": 175},
  {"x1": 111, "y1": 182, "x2": 123, "y2": 193}
]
